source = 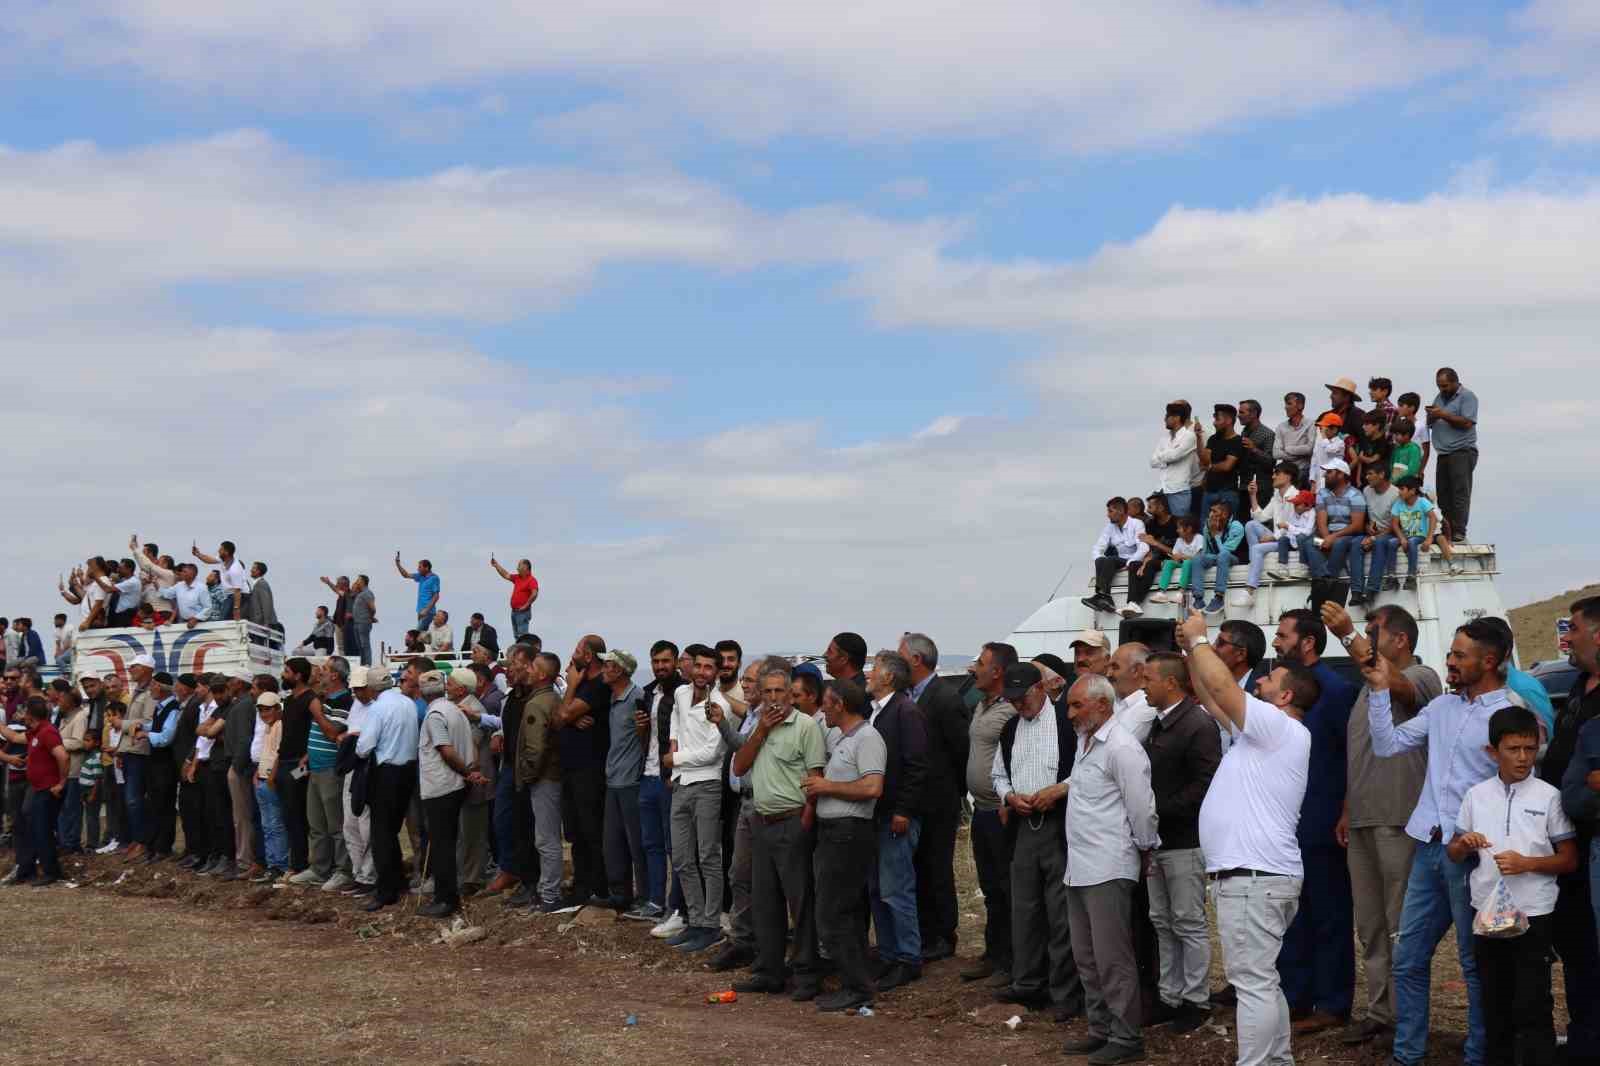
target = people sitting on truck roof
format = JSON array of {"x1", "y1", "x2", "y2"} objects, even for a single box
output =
[
  {"x1": 1236, "y1": 463, "x2": 1310, "y2": 608},
  {"x1": 424, "y1": 610, "x2": 455, "y2": 654},
  {"x1": 1298, "y1": 459, "x2": 1370, "y2": 604},
  {"x1": 1190, "y1": 499, "x2": 1245, "y2": 617},
  {"x1": 1083, "y1": 497, "x2": 1151, "y2": 619}
]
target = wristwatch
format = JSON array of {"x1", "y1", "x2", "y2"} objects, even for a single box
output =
[
  {"x1": 1191, "y1": 635, "x2": 1210, "y2": 647},
  {"x1": 1340, "y1": 632, "x2": 1359, "y2": 650}
]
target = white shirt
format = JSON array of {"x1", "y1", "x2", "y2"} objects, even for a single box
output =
[
  {"x1": 991, "y1": 706, "x2": 1059, "y2": 803},
  {"x1": 219, "y1": 559, "x2": 250, "y2": 592},
  {"x1": 1250, "y1": 486, "x2": 1297, "y2": 531},
  {"x1": 643, "y1": 688, "x2": 665, "y2": 778},
  {"x1": 424, "y1": 624, "x2": 454, "y2": 652},
  {"x1": 159, "y1": 579, "x2": 211, "y2": 621},
  {"x1": 195, "y1": 700, "x2": 218, "y2": 761},
  {"x1": 668, "y1": 685, "x2": 731, "y2": 786},
  {"x1": 1065, "y1": 718, "x2": 1160, "y2": 887},
  {"x1": 347, "y1": 697, "x2": 371, "y2": 736},
  {"x1": 1198, "y1": 693, "x2": 1310, "y2": 877},
  {"x1": 53, "y1": 625, "x2": 74, "y2": 658},
  {"x1": 1150, "y1": 425, "x2": 1201, "y2": 493},
  {"x1": 1113, "y1": 690, "x2": 1156, "y2": 743},
  {"x1": 249, "y1": 714, "x2": 267, "y2": 763},
  {"x1": 870, "y1": 693, "x2": 891, "y2": 725},
  {"x1": 1091, "y1": 517, "x2": 1149, "y2": 565},
  {"x1": 1455, "y1": 774, "x2": 1575, "y2": 918}
]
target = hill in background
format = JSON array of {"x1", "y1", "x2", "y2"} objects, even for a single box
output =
[{"x1": 1510, "y1": 583, "x2": 1599, "y2": 664}]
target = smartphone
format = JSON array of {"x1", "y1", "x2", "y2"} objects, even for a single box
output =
[{"x1": 290, "y1": 764, "x2": 308, "y2": 780}]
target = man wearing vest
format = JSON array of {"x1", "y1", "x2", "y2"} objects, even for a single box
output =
[
  {"x1": 139, "y1": 671, "x2": 182, "y2": 861},
  {"x1": 990, "y1": 662, "x2": 1084, "y2": 1019}
]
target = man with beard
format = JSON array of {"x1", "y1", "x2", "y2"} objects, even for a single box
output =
[
  {"x1": 635, "y1": 641, "x2": 684, "y2": 928},
  {"x1": 555, "y1": 635, "x2": 612, "y2": 906},
  {"x1": 667, "y1": 645, "x2": 732, "y2": 954},
  {"x1": 356, "y1": 663, "x2": 423, "y2": 912},
  {"x1": 960, "y1": 642, "x2": 1020, "y2": 985}
]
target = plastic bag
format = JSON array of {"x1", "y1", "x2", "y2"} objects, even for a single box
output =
[{"x1": 1472, "y1": 872, "x2": 1530, "y2": 939}]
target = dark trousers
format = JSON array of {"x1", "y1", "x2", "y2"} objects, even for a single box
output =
[
  {"x1": 16, "y1": 787, "x2": 62, "y2": 881},
  {"x1": 1475, "y1": 914, "x2": 1556, "y2": 1066},
  {"x1": 1436, "y1": 447, "x2": 1477, "y2": 539},
  {"x1": 369, "y1": 762, "x2": 417, "y2": 902},
  {"x1": 1094, "y1": 555, "x2": 1127, "y2": 598},
  {"x1": 142, "y1": 754, "x2": 178, "y2": 855},
  {"x1": 817, "y1": 817, "x2": 878, "y2": 995},
  {"x1": 1126, "y1": 560, "x2": 1159, "y2": 605},
  {"x1": 121, "y1": 753, "x2": 147, "y2": 843},
  {"x1": 104, "y1": 773, "x2": 126, "y2": 844},
  {"x1": 178, "y1": 774, "x2": 208, "y2": 859},
  {"x1": 562, "y1": 765, "x2": 607, "y2": 899},
  {"x1": 721, "y1": 781, "x2": 740, "y2": 911},
  {"x1": 423, "y1": 789, "x2": 465, "y2": 907},
  {"x1": 1551, "y1": 873, "x2": 1600, "y2": 1059},
  {"x1": 751, "y1": 812, "x2": 818, "y2": 985},
  {"x1": 510, "y1": 780, "x2": 539, "y2": 884},
  {"x1": 56, "y1": 778, "x2": 84, "y2": 852},
  {"x1": 80, "y1": 779, "x2": 104, "y2": 851},
  {"x1": 914, "y1": 796, "x2": 961, "y2": 949},
  {"x1": 970, "y1": 808, "x2": 1014, "y2": 969},
  {"x1": 273, "y1": 761, "x2": 310, "y2": 871},
  {"x1": 603, "y1": 784, "x2": 646, "y2": 903},
  {"x1": 1133, "y1": 874, "x2": 1161, "y2": 1013},
  {"x1": 1277, "y1": 843, "x2": 1355, "y2": 1017},
  {"x1": 206, "y1": 760, "x2": 235, "y2": 862},
  {"x1": 491, "y1": 764, "x2": 514, "y2": 871}
]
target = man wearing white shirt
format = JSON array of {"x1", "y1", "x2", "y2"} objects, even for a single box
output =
[
  {"x1": 424, "y1": 610, "x2": 455, "y2": 653},
  {"x1": 667, "y1": 644, "x2": 732, "y2": 954},
  {"x1": 1061, "y1": 674, "x2": 1161, "y2": 1065},
  {"x1": 1179, "y1": 610, "x2": 1317, "y2": 1066},
  {"x1": 159, "y1": 564, "x2": 212, "y2": 627},
  {"x1": 1107, "y1": 643, "x2": 1155, "y2": 743},
  {"x1": 341, "y1": 667, "x2": 378, "y2": 893},
  {"x1": 1084, "y1": 497, "x2": 1151, "y2": 618},
  {"x1": 192, "y1": 539, "x2": 248, "y2": 621},
  {"x1": 1151, "y1": 401, "x2": 1201, "y2": 519}
]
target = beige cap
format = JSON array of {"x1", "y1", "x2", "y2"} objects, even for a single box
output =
[
  {"x1": 347, "y1": 665, "x2": 370, "y2": 689},
  {"x1": 1070, "y1": 629, "x2": 1110, "y2": 651},
  {"x1": 256, "y1": 691, "x2": 281, "y2": 708},
  {"x1": 445, "y1": 668, "x2": 475, "y2": 690}
]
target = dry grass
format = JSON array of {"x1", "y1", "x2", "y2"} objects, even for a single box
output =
[{"x1": 1510, "y1": 582, "x2": 1600, "y2": 664}]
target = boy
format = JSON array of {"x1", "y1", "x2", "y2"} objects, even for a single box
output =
[
  {"x1": 1449, "y1": 706, "x2": 1577, "y2": 1066},
  {"x1": 1390, "y1": 417, "x2": 1424, "y2": 484},
  {"x1": 1368, "y1": 377, "x2": 1398, "y2": 432},
  {"x1": 1352, "y1": 410, "x2": 1394, "y2": 489},
  {"x1": 1388, "y1": 476, "x2": 1461, "y2": 588},
  {"x1": 1396, "y1": 392, "x2": 1432, "y2": 478}
]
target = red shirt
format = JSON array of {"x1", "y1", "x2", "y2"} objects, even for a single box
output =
[
  {"x1": 510, "y1": 573, "x2": 539, "y2": 611},
  {"x1": 25, "y1": 722, "x2": 63, "y2": 791}
]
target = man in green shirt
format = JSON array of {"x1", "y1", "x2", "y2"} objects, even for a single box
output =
[{"x1": 730, "y1": 663, "x2": 825, "y2": 1000}]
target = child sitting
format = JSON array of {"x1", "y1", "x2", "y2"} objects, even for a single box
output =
[
  {"x1": 1390, "y1": 417, "x2": 1423, "y2": 483},
  {"x1": 1447, "y1": 706, "x2": 1577, "y2": 1066},
  {"x1": 1310, "y1": 412, "x2": 1346, "y2": 490},
  {"x1": 1148, "y1": 515, "x2": 1204, "y2": 604},
  {"x1": 1387, "y1": 476, "x2": 1461, "y2": 587}
]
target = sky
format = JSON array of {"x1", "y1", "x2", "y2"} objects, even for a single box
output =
[{"x1": 3, "y1": 0, "x2": 1599, "y2": 664}]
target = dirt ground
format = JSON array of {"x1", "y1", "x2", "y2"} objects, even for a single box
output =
[{"x1": 0, "y1": 830, "x2": 1563, "y2": 1066}]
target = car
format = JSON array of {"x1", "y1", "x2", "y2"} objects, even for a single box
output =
[{"x1": 1528, "y1": 658, "x2": 1579, "y2": 715}]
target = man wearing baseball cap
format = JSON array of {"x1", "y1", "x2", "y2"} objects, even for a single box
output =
[
  {"x1": 1298, "y1": 458, "x2": 1371, "y2": 605},
  {"x1": 990, "y1": 662, "x2": 1084, "y2": 1018},
  {"x1": 598, "y1": 650, "x2": 650, "y2": 917},
  {"x1": 117, "y1": 654, "x2": 157, "y2": 862},
  {"x1": 1072, "y1": 631, "x2": 1112, "y2": 680}
]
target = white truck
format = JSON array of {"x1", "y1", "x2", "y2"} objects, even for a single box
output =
[{"x1": 69, "y1": 620, "x2": 286, "y2": 683}]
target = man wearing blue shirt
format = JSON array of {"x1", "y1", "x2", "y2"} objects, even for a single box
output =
[
  {"x1": 394, "y1": 554, "x2": 441, "y2": 629},
  {"x1": 1367, "y1": 619, "x2": 1515, "y2": 1066},
  {"x1": 139, "y1": 674, "x2": 183, "y2": 862}
]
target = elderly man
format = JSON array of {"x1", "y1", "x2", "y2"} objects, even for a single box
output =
[
  {"x1": 865, "y1": 650, "x2": 931, "y2": 989},
  {"x1": 1179, "y1": 610, "x2": 1318, "y2": 1066},
  {"x1": 1141, "y1": 653, "x2": 1221, "y2": 1032},
  {"x1": 356, "y1": 664, "x2": 423, "y2": 912},
  {"x1": 992, "y1": 662, "x2": 1083, "y2": 1018},
  {"x1": 1060, "y1": 674, "x2": 1160, "y2": 1066},
  {"x1": 556, "y1": 635, "x2": 614, "y2": 907},
  {"x1": 242, "y1": 561, "x2": 279, "y2": 632},
  {"x1": 730, "y1": 661, "x2": 825, "y2": 1000},
  {"x1": 445, "y1": 667, "x2": 495, "y2": 894},
  {"x1": 138, "y1": 671, "x2": 182, "y2": 862},
  {"x1": 339, "y1": 666, "x2": 378, "y2": 895},
  {"x1": 494, "y1": 644, "x2": 543, "y2": 904},
  {"x1": 597, "y1": 650, "x2": 649, "y2": 916},
  {"x1": 1426, "y1": 366, "x2": 1479, "y2": 542},
  {"x1": 158, "y1": 564, "x2": 211, "y2": 628},
  {"x1": 519, "y1": 651, "x2": 567, "y2": 912},
  {"x1": 709, "y1": 662, "x2": 764, "y2": 971},
  {"x1": 416, "y1": 670, "x2": 483, "y2": 917},
  {"x1": 901, "y1": 632, "x2": 971, "y2": 963},
  {"x1": 116, "y1": 654, "x2": 158, "y2": 862},
  {"x1": 220, "y1": 668, "x2": 261, "y2": 881},
  {"x1": 1107, "y1": 642, "x2": 1155, "y2": 742},
  {"x1": 961, "y1": 642, "x2": 1021, "y2": 985},
  {"x1": 424, "y1": 610, "x2": 454, "y2": 654},
  {"x1": 1083, "y1": 496, "x2": 1151, "y2": 618}
]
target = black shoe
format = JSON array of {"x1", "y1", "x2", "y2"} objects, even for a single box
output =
[
  {"x1": 1144, "y1": 1000, "x2": 1181, "y2": 1027},
  {"x1": 922, "y1": 937, "x2": 955, "y2": 963},
  {"x1": 994, "y1": 986, "x2": 1051, "y2": 1009},
  {"x1": 709, "y1": 943, "x2": 756, "y2": 973},
  {"x1": 586, "y1": 893, "x2": 624, "y2": 910},
  {"x1": 1338, "y1": 1018, "x2": 1391, "y2": 1046},
  {"x1": 418, "y1": 900, "x2": 458, "y2": 918},
  {"x1": 1053, "y1": 1002, "x2": 1085, "y2": 1024},
  {"x1": 732, "y1": 976, "x2": 786, "y2": 995},
  {"x1": 1211, "y1": 984, "x2": 1237, "y2": 1007},
  {"x1": 877, "y1": 963, "x2": 912, "y2": 993},
  {"x1": 362, "y1": 896, "x2": 395, "y2": 913},
  {"x1": 1171, "y1": 1004, "x2": 1211, "y2": 1034},
  {"x1": 959, "y1": 958, "x2": 995, "y2": 982},
  {"x1": 1087, "y1": 1043, "x2": 1146, "y2": 1065},
  {"x1": 503, "y1": 886, "x2": 536, "y2": 908},
  {"x1": 791, "y1": 982, "x2": 820, "y2": 1003},
  {"x1": 1349, "y1": 592, "x2": 1368, "y2": 607},
  {"x1": 1064, "y1": 1036, "x2": 1108, "y2": 1055},
  {"x1": 30, "y1": 877, "x2": 59, "y2": 888},
  {"x1": 817, "y1": 989, "x2": 872, "y2": 1013},
  {"x1": 177, "y1": 855, "x2": 202, "y2": 870}
]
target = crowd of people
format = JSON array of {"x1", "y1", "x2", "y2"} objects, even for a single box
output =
[{"x1": 1089, "y1": 370, "x2": 1479, "y2": 619}]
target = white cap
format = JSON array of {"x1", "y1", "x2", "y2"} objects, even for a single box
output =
[
  {"x1": 347, "y1": 665, "x2": 370, "y2": 689},
  {"x1": 1323, "y1": 457, "x2": 1351, "y2": 476},
  {"x1": 131, "y1": 654, "x2": 157, "y2": 670}
]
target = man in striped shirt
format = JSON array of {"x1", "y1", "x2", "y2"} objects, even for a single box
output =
[{"x1": 300, "y1": 657, "x2": 353, "y2": 891}]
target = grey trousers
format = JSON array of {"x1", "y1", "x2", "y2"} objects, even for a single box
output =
[
  {"x1": 227, "y1": 765, "x2": 257, "y2": 869},
  {"x1": 752, "y1": 812, "x2": 818, "y2": 983},
  {"x1": 670, "y1": 779, "x2": 724, "y2": 930},
  {"x1": 530, "y1": 780, "x2": 564, "y2": 903},
  {"x1": 1348, "y1": 825, "x2": 1416, "y2": 1026},
  {"x1": 1009, "y1": 816, "x2": 1083, "y2": 1007},
  {"x1": 1148, "y1": 847, "x2": 1212, "y2": 1008},
  {"x1": 730, "y1": 795, "x2": 756, "y2": 946},
  {"x1": 1217, "y1": 873, "x2": 1301, "y2": 1066},
  {"x1": 342, "y1": 774, "x2": 375, "y2": 885},
  {"x1": 306, "y1": 769, "x2": 349, "y2": 880},
  {"x1": 1068, "y1": 879, "x2": 1143, "y2": 1048},
  {"x1": 603, "y1": 784, "x2": 646, "y2": 902},
  {"x1": 457, "y1": 801, "x2": 490, "y2": 888}
]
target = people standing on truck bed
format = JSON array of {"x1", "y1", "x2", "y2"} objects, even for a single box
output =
[{"x1": 1427, "y1": 367, "x2": 1479, "y2": 544}]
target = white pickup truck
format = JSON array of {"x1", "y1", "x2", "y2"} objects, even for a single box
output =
[{"x1": 69, "y1": 620, "x2": 286, "y2": 683}]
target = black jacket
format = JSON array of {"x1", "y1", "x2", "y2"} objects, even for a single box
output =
[
  {"x1": 915, "y1": 676, "x2": 971, "y2": 814},
  {"x1": 874, "y1": 690, "x2": 930, "y2": 822},
  {"x1": 465, "y1": 622, "x2": 500, "y2": 659},
  {"x1": 1142, "y1": 698, "x2": 1222, "y2": 852},
  {"x1": 642, "y1": 675, "x2": 685, "y2": 772},
  {"x1": 171, "y1": 694, "x2": 204, "y2": 768},
  {"x1": 996, "y1": 702, "x2": 1076, "y2": 846}
]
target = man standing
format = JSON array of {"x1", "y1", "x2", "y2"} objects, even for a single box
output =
[
  {"x1": 1368, "y1": 619, "x2": 1516, "y2": 1066},
  {"x1": 865, "y1": 651, "x2": 930, "y2": 990},
  {"x1": 709, "y1": 663, "x2": 762, "y2": 971},
  {"x1": 221, "y1": 669, "x2": 261, "y2": 881},
  {"x1": 171, "y1": 674, "x2": 210, "y2": 869},
  {"x1": 319, "y1": 575, "x2": 352, "y2": 655},
  {"x1": 1150, "y1": 401, "x2": 1200, "y2": 520},
  {"x1": 667, "y1": 644, "x2": 731, "y2": 953},
  {"x1": 340, "y1": 666, "x2": 378, "y2": 894},
  {"x1": 139, "y1": 672, "x2": 182, "y2": 861},
  {"x1": 495, "y1": 644, "x2": 543, "y2": 905},
  {"x1": 991, "y1": 662, "x2": 1083, "y2": 1018},
  {"x1": 356, "y1": 669, "x2": 423, "y2": 912},
  {"x1": 635, "y1": 641, "x2": 684, "y2": 926},
  {"x1": 555, "y1": 635, "x2": 613, "y2": 906},
  {"x1": 276, "y1": 657, "x2": 319, "y2": 878},
  {"x1": 159, "y1": 564, "x2": 212, "y2": 627},
  {"x1": 518, "y1": 652, "x2": 566, "y2": 912},
  {"x1": 730, "y1": 663, "x2": 825, "y2": 1000},
  {"x1": 598, "y1": 650, "x2": 649, "y2": 915},
  {"x1": 1107, "y1": 642, "x2": 1155, "y2": 743},
  {"x1": 116, "y1": 655, "x2": 156, "y2": 862},
  {"x1": 901, "y1": 632, "x2": 970, "y2": 963},
  {"x1": 348, "y1": 575, "x2": 376, "y2": 666},
  {"x1": 394, "y1": 554, "x2": 440, "y2": 629},
  {"x1": 1237, "y1": 400, "x2": 1277, "y2": 515},
  {"x1": 1198, "y1": 403, "x2": 1246, "y2": 523},
  {"x1": 462, "y1": 613, "x2": 499, "y2": 660},
  {"x1": 1180, "y1": 611, "x2": 1316, "y2": 1066},
  {"x1": 823, "y1": 633, "x2": 869, "y2": 691},
  {"x1": 490, "y1": 555, "x2": 539, "y2": 638},
  {"x1": 300, "y1": 659, "x2": 352, "y2": 891},
  {"x1": 6, "y1": 698, "x2": 68, "y2": 885},
  {"x1": 804, "y1": 680, "x2": 885, "y2": 1012},
  {"x1": 416, "y1": 671, "x2": 483, "y2": 917},
  {"x1": 242, "y1": 562, "x2": 279, "y2": 632},
  {"x1": 1426, "y1": 367, "x2": 1479, "y2": 542},
  {"x1": 961, "y1": 642, "x2": 1020, "y2": 985},
  {"x1": 1271, "y1": 610, "x2": 1358, "y2": 1034},
  {"x1": 1141, "y1": 653, "x2": 1222, "y2": 1033},
  {"x1": 192, "y1": 540, "x2": 248, "y2": 620},
  {"x1": 1061, "y1": 675, "x2": 1161, "y2": 1066},
  {"x1": 1083, "y1": 497, "x2": 1151, "y2": 618},
  {"x1": 1273, "y1": 392, "x2": 1315, "y2": 481},
  {"x1": 1320, "y1": 378, "x2": 1367, "y2": 440},
  {"x1": 1321, "y1": 603, "x2": 1439, "y2": 1047},
  {"x1": 1298, "y1": 459, "x2": 1369, "y2": 602}
]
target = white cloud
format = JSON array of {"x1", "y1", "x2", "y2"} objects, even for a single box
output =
[
  {"x1": 1510, "y1": 0, "x2": 1600, "y2": 143},
  {"x1": 1, "y1": 1, "x2": 1476, "y2": 151}
]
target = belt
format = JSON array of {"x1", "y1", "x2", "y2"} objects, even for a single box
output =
[
  {"x1": 1428, "y1": 826, "x2": 1442, "y2": 843},
  {"x1": 1210, "y1": 867, "x2": 1282, "y2": 881},
  {"x1": 760, "y1": 807, "x2": 803, "y2": 825}
]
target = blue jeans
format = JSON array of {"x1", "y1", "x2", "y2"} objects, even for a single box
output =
[
  {"x1": 351, "y1": 622, "x2": 373, "y2": 665},
  {"x1": 639, "y1": 773, "x2": 680, "y2": 911},
  {"x1": 1189, "y1": 551, "x2": 1232, "y2": 600},
  {"x1": 256, "y1": 780, "x2": 289, "y2": 870},
  {"x1": 871, "y1": 816, "x2": 923, "y2": 965},
  {"x1": 121, "y1": 752, "x2": 147, "y2": 844},
  {"x1": 1390, "y1": 535, "x2": 1427, "y2": 578},
  {"x1": 1298, "y1": 535, "x2": 1367, "y2": 588},
  {"x1": 56, "y1": 778, "x2": 83, "y2": 852},
  {"x1": 1163, "y1": 490, "x2": 1192, "y2": 520},
  {"x1": 510, "y1": 608, "x2": 531, "y2": 639},
  {"x1": 492, "y1": 765, "x2": 516, "y2": 871},
  {"x1": 418, "y1": 609, "x2": 435, "y2": 631},
  {"x1": 1244, "y1": 521, "x2": 1294, "y2": 588},
  {"x1": 1359, "y1": 536, "x2": 1394, "y2": 594},
  {"x1": 1391, "y1": 841, "x2": 1484, "y2": 1066},
  {"x1": 16, "y1": 787, "x2": 62, "y2": 881}
]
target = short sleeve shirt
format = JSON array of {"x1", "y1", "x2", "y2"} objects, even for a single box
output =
[
  {"x1": 1204, "y1": 433, "x2": 1246, "y2": 493},
  {"x1": 25, "y1": 724, "x2": 63, "y2": 790},
  {"x1": 1430, "y1": 386, "x2": 1479, "y2": 454},
  {"x1": 418, "y1": 700, "x2": 474, "y2": 800},
  {"x1": 1456, "y1": 775, "x2": 1574, "y2": 916},
  {"x1": 412, "y1": 573, "x2": 440, "y2": 615},
  {"x1": 1317, "y1": 485, "x2": 1367, "y2": 534},
  {"x1": 1391, "y1": 497, "x2": 1435, "y2": 540},
  {"x1": 510, "y1": 574, "x2": 539, "y2": 610},
  {"x1": 1364, "y1": 484, "x2": 1400, "y2": 538},
  {"x1": 1144, "y1": 514, "x2": 1178, "y2": 553},
  {"x1": 749, "y1": 710, "x2": 826, "y2": 816},
  {"x1": 1345, "y1": 665, "x2": 1441, "y2": 828},
  {"x1": 1198, "y1": 695, "x2": 1311, "y2": 876},
  {"x1": 220, "y1": 559, "x2": 249, "y2": 592},
  {"x1": 818, "y1": 721, "x2": 886, "y2": 820}
]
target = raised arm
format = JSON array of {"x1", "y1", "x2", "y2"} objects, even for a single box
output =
[
  {"x1": 1363, "y1": 658, "x2": 1430, "y2": 757},
  {"x1": 192, "y1": 543, "x2": 220, "y2": 565},
  {"x1": 1176, "y1": 610, "x2": 1246, "y2": 732},
  {"x1": 490, "y1": 556, "x2": 512, "y2": 581},
  {"x1": 393, "y1": 553, "x2": 411, "y2": 580}
]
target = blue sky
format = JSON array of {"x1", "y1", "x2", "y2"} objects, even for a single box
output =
[{"x1": 4, "y1": 1, "x2": 1599, "y2": 660}]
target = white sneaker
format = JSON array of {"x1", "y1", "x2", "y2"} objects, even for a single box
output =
[
  {"x1": 1448, "y1": 562, "x2": 1464, "y2": 576},
  {"x1": 1264, "y1": 565, "x2": 1289, "y2": 581},
  {"x1": 1232, "y1": 588, "x2": 1257, "y2": 608},
  {"x1": 289, "y1": 868, "x2": 322, "y2": 886},
  {"x1": 720, "y1": 911, "x2": 735, "y2": 936},
  {"x1": 1148, "y1": 592, "x2": 1169, "y2": 605},
  {"x1": 1119, "y1": 601, "x2": 1143, "y2": 618},
  {"x1": 96, "y1": 839, "x2": 121, "y2": 855},
  {"x1": 651, "y1": 910, "x2": 686, "y2": 939},
  {"x1": 320, "y1": 871, "x2": 354, "y2": 893}
]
